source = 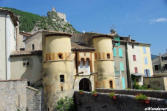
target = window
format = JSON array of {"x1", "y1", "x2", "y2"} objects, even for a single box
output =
[
  {"x1": 132, "y1": 44, "x2": 134, "y2": 49},
  {"x1": 164, "y1": 64, "x2": 167, "y2": 70},
  {"x1": 32, "y1": 44, "x2": 35, "y2": 50},
  {"x1": 162, "y1": 56, "x2": 167, "y2": 61},
  {"x1": 60, "y1": 75, "x2": 64, "y2": 82},
  {"x1": 143, "y1": 47, "x2": 146, "y2": 54},
  {"x1": 144, "y1": 69, "x2": 150, "y2": 77},
  {"x1": 144, "y1": 57, "x2": 148, "y2": 64},
  {"x1": 85, "y1": 58, "x2": 90, "y2": 66},
  {"x1": 122, "y1": 77, "x2": 126, "y2": 89},
  {"x1": 134, "y1": 67, "x2": 138, "y2": 73},
  {"x1": 154, "y1": 65, "x2": 159, "y2": 71},
  {"x1": 109, "y1": 80, "x2": 113, "y2": 88},
  {"x1": 23, "y1": 58, "x2": 29, "y2": 67},
  {"x1": 118, "y1": 48, "x2": 123, "y2": 57},
  {"x1": 61, "y1": 86, "x2": 63, "y2": 91},
  {"x1": 120, "y1": 62, "x2": 124, "y2": 71},
  {"x1": 113, "y1": 48, "x2": 117, "y2": 56},
  {"x1": 116, "y1": 42, "x2": 120, "y2": 46},
  {"x1": 133, "y1": 55, "x2": 136, "y2": 61},
  {"x1": 58, "y1": 53, "x2": 63, "y2": 59},
  {"x1": 80, "y1": 58, "x2": 85, "y2": 68},
  {"x1": 107, "y1": 53, "x2": 110, "y2": 59}
]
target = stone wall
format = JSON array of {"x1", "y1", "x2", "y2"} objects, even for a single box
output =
[
  {"x1": 26, "y1": 86, "x2": 42, "y2": 111},
  {"x1": 0, "y1": 80, "x2": 42, "y2": 111},
  {"x1": 143, "y1": 77, "x2": 166, "y2": 90},
  {"x1": 74, "y1": 91, "x2": 167, "y2": 111},
  {"x1": 0, "y1": 80, "x2": 27, "y2": 111},
  {"x1": 96, "y1": 88, "x2": 167, "y2": 99}
]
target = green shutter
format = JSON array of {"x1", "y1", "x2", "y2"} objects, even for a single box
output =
[
  {"x1": 119, "y1": 48, "x2": 123, "y2": 57},
  {"x1": 113, "y1": 48, "x2": 117, "y2": 56},
  {"x1": 120, "y1": 62, "x2": 124, "y2": 71}
]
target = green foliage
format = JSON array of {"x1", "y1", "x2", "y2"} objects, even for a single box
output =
[
  {"x1": 55, "y1": 97, "x2": 75, "y2": 111},
  {"x1": 109, "y1": 92, "x2": 115, "y2": 98},
  {"x1": 79, "y1": 90, "x2": 83, "y2": 93},
  {"x1": 1, "y1": 7, "x2": 78, "y2": 33},
  {"x1": 135, "y1": 94, "x2": 148, "y2": 100},
  {"x1": 91, "y1": 90, "x2": 97, "y2": 95},
  {"x1": 2, "y1": 7, "x2": 42, "y2": 32}
]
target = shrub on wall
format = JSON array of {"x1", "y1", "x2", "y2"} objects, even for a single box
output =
[
  {"x1": 136, "y1": 94, "x2": 147, "y2": 100},
  {"x1": 109, "y1": 92, "x2": 117, "y2": 100},
  {"x1": 91, "y1": 91, "x2": 97, "y2": 97},
  {"x1": 54, "y1": 97, "x2": 75, "y2": 111}
]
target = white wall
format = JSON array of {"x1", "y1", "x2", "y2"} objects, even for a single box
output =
[
  {"x1": 6, "y1": 15, "x2": 16, "y2": 80},
  {"x1": 0, "y1": 13, "x2": 16, "y2": 80},
  {"x1": 0, "y1": 14, "x2": 6, "y2": 80},
  {"x1": 127, "y1": 44, "x2": 143, "y2": 74}
]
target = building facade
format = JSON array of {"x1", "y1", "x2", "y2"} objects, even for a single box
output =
[
  {"x1": 127, "y1": 42, "x2": 153, "y2": 86},
  {"x1": 0, "y1": 8, "x2": 18, "y2": 80}
]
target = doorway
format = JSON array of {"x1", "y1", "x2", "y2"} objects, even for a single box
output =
[{"x1": 79, "y1": 78, "x2": 92, "y2": 91}]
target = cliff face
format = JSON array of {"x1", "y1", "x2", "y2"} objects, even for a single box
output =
[
  {"x1": 34, "y1": 10, "x2": 77, "y2": 33},
  {"x1": 1, "y1": 7, "x2": 78, "y2": 33}
]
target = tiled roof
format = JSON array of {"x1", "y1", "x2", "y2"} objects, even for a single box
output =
[
  {"x1": 71, "y1": 42, "x2": 95, "y2": 51},
  {"x1": 10, "y1": 50, "x2": 42, "y2": 56}
]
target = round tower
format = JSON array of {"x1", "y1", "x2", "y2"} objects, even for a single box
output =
[
  {"x1": 93, "y1": 34, "x2": 115, "y2": 89},
  {"x1": 42, "y1": 31, "x2": 74, "y2": 111}
]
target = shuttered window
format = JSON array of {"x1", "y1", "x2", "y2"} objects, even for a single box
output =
[
  {"x1": 113, "y1": 48, "x2": 117, "y2": 56},
  {"x1": 119, "y1": 48, "x2": 123, "y2": 57},
  {"x1": 120, "y1": 62, "x2": 124, "y2": 71},
  {"x1": 143, "y1": 47, "x2": 146, "y2": 54},
  {"x1": 144, "y1": 57, "x2": 148, "y2": 64}
]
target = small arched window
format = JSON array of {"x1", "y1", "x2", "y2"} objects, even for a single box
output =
[
  {"x1": 58, "y1": 53, "x2": 63, "y2": 59},
  {"x1": 80, "y1": 58, "x2": 85, "y2": 68},
  {"x1": 109, "y1": 80, "x2": 113, "y2": 88},
  {"x1": 85, "y1": 58, "x2": 90, "y2": 67},
  {"x1": 107, "y1": 53, "x2": 110, "y2": 59},
  {"x1": 32, "y1": 44, "x2": 35, "y2": 50}
]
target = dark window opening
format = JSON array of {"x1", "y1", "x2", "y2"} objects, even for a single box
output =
[
  {"x1": 61, "y1": 86, "x2": 63, "y2": 91},
  {"x1": 58, "y1": 53, "x2": 63, "y2": 59},
  {"x1": 132, "y1": 44, "x2": 134, "y2": 49},
  {"x1": 23, "y1": 62, "x2": 26, "y2": 66},
  {"x1": 154, "y1": 65, "x2": 159, "y2": 71},
  {"x1": 27, "y1": 62, "x2": 29, "y2": 66},
  {"x1": 32, "y1": 44, "x2": 35, "y2": 50},
  {"x1": 60, "y1": 75, "x2": 64, "y2": 82},
  {"x1": 27, "y1": 81, "x2": 30, "y2": 86},
  {"x1": 109, "y1": 80, "x2": 113, "y2": 88},
  {"x1": 107, "y1": 53, "x2": 110, "y2": 59},
  {"x1": 165, "y1": 64, "x2": 167, "y2": 70},
  {"x1": 20, "y1": 48, "x2": 25, "y2": 51},
  {"x1": 162, "y1": 56, "x2": 167, "y2": 61}
]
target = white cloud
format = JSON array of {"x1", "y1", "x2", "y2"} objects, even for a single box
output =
[{"x1": 150, "y1": 18, "x2": 167, "y2": 24}]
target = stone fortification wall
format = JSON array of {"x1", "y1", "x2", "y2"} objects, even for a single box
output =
[{"x1": 74, "y1": 91, "x2": 167, "y2": 111}]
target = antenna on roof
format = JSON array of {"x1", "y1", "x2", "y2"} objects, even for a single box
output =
[{"x1": 110, "y1": 24, "x2": 117, "y2": 34}]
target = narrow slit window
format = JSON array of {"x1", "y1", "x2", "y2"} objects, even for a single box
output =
[
  {"x1": 58, "y1": 53, "x2": 63, "y2": 59},
  {"x1": 107, "y1": 53, "x2": 110, "y2": 59}
]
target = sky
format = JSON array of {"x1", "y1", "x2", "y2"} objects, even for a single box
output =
[{"x1": 0, "y1": 0, "x2": 167, "y2": 55}]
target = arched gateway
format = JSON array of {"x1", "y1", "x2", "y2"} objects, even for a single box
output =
[{"x1": 79, "y1": 78, "x2": 92, "y2": 92}]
